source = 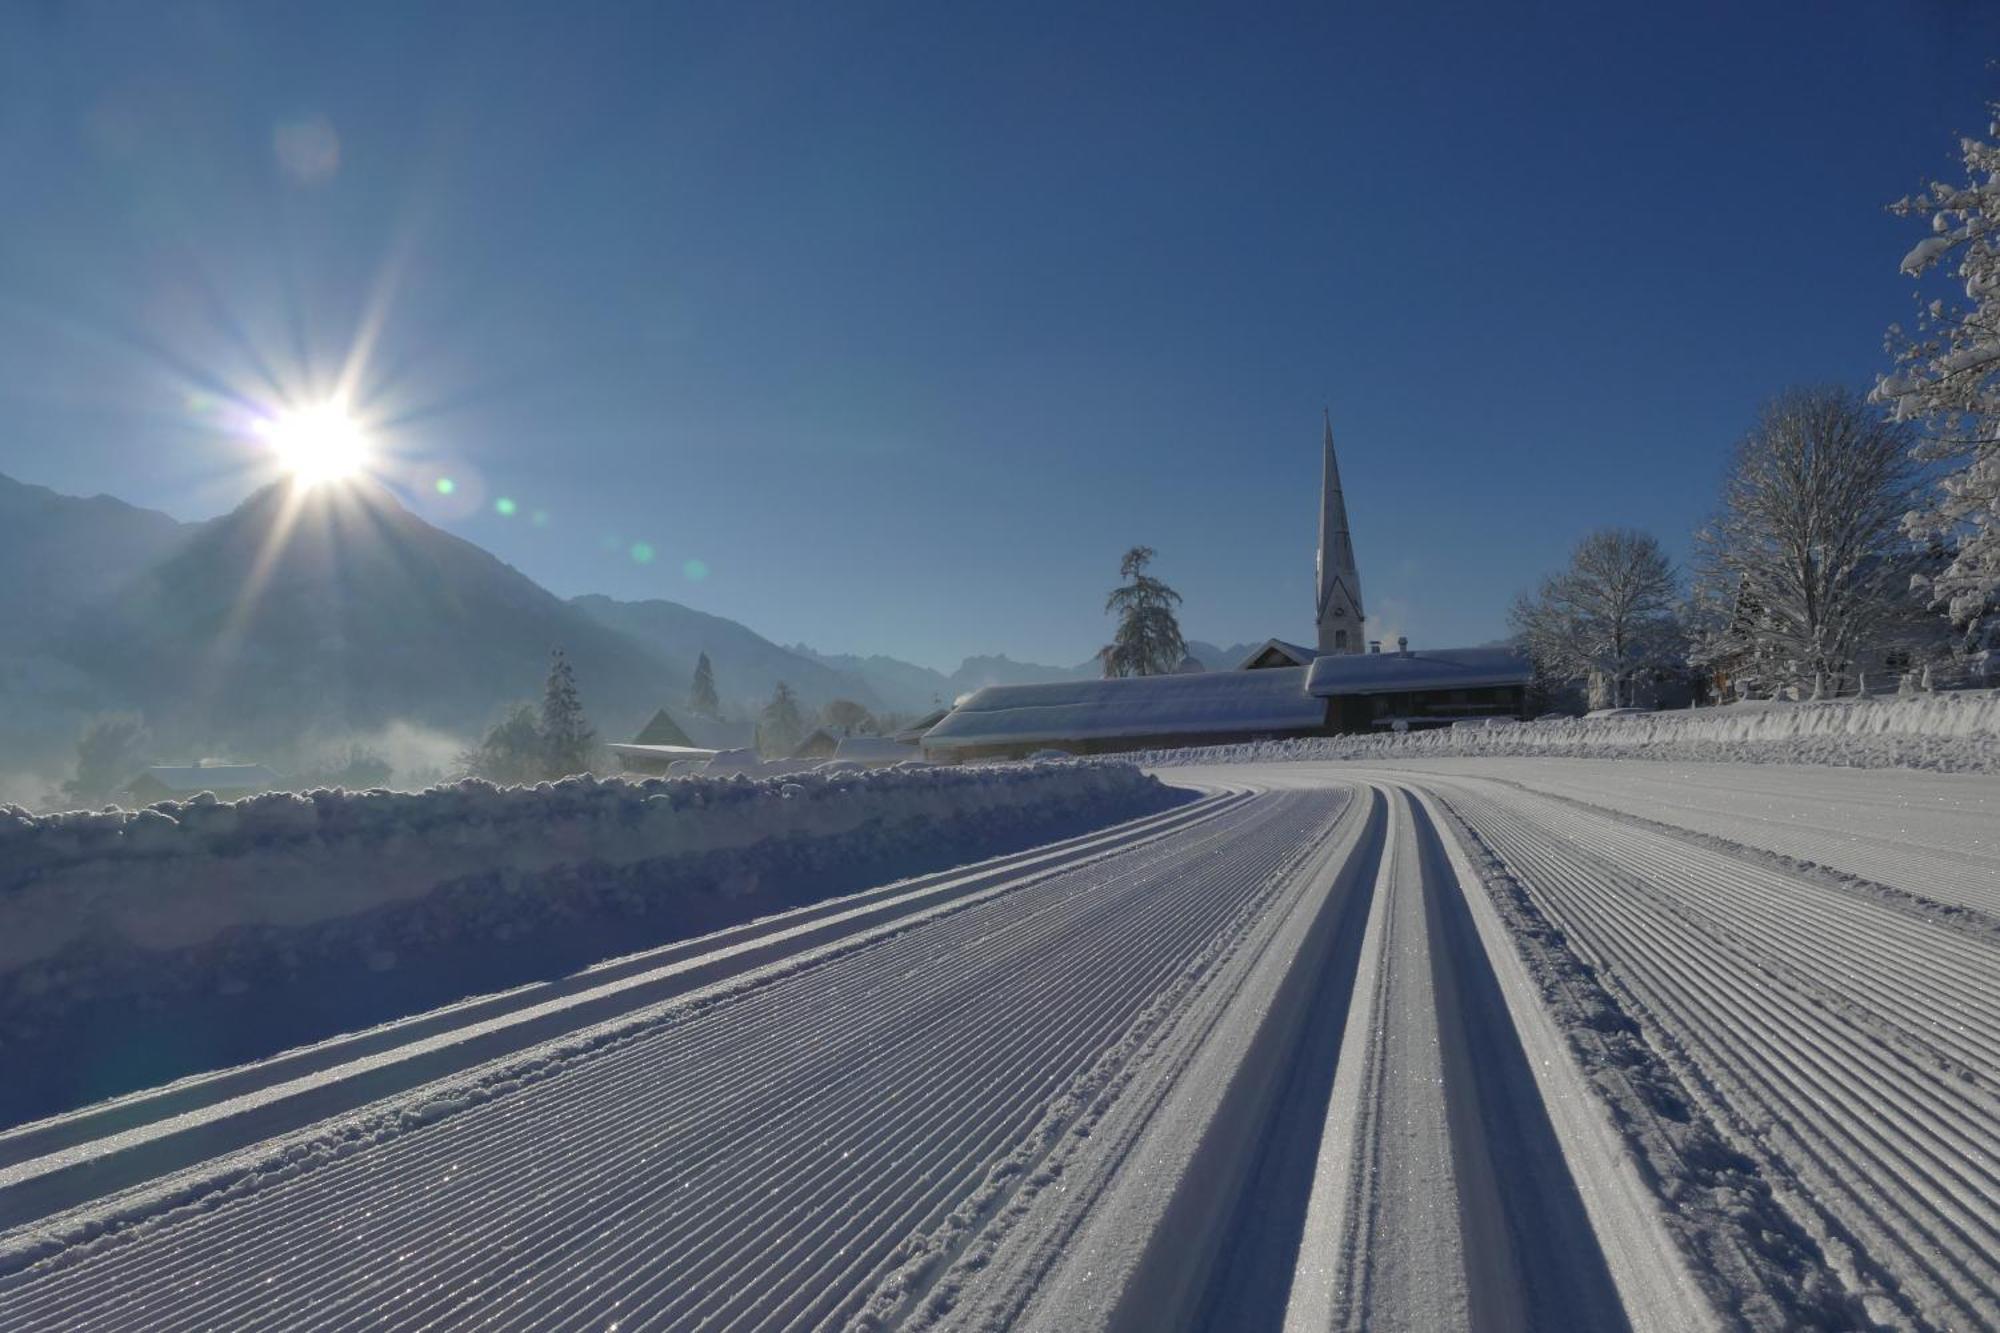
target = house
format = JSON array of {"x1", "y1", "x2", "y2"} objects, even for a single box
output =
[
  {"x1": 124, "y1": 762, "x2": 282, "y2": 804},
  {"x1": 921, "y1": 668, "x2": 1328, "y2": 762},
  {"x1": 609, "y1": 743, "x2": 719, "y2": 777},
  {"x1": 1308, "y1": 647, "x2": 1531, "y2": 731},
  {"x1": 790, "y1": 729, "x2": 841, "y2": 761},
  {"x1": 891, "y1": 706, "x2": 950, "y2": 745}
]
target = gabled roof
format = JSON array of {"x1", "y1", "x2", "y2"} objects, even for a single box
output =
[
  {"x1": 892, "y1": 706, "x2": 951, "y2": 743},
  {"x1": 1305, "y1": 647, "x2": 1531, "y2": 697},
  {"x1": 608, "y1": 743, "x2": 718, "y2": 762},
  {"x1": 1236, "y1": 639, "x2": 1316, "y2": 670},
  {"x1": 127, "y1": 764, "x2": 281, "y2": 794},
  {"x1": 632, "y1": 708, "x2": 695, "y2": 747},
  {"x1": 923, "y1": 668, "x2": 1323, "y2": 751}
]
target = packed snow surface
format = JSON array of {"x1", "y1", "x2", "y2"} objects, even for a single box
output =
[{"x1": 0, "y1": 757, "x2": 1996, "y2": 1330}]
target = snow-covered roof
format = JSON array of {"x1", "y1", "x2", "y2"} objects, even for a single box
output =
[
  {"x1": 1236, "y1": 639, "x2": 1316, "y2": 670},
  {"x1": 1305, "y1": 647, "x2": 1531, "y2": 697},
  {"x1": 128, "y1": 764, "x2": 281, "y2": 793},
  {"x1": 608, "y1": 743, "x2": 720, "y2": 762},
  {"x1": 832, "y1": 736, "x2": 921, "y2": 763},
  {"x1": 923, "y1": 668, "x2": 1324, "y2": 750}
]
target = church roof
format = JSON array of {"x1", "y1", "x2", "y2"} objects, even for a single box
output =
[
  {"x1": 1236, "y1": 639, "x2": 1316, "y2": 670},
  {"x1": 1305, "y1": 647, "x2": 1531, "y2": 697},
  {"x1": 922, "y1": 668, "x2": 1324, "y2": 751}
]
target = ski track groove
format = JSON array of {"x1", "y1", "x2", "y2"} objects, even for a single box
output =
[
  {"x1": 0, "y1": 790, "x2": 1346, "y2": 1332},
  {"x1": 5, "y1": 760, "x2": 1997, "y2": 1332},
  {"x1": 1434, "y1": 777, "x2": 2000, "y2": 1330}
]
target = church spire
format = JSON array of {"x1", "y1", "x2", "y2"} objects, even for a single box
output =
[{"x1": 1316, "y1": 409, "x2": 1365, "y2": 655}]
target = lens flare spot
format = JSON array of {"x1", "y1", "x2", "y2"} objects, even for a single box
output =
[
  {"x1": 259, "y1": 402, "x2": 369, "y2": 488},
  {"x1": 682, "y1": 558, "x2": 709, "y2": 582},
  {"x1": 531, "y1": 509, "x2": 550, "y2": 527},
  {"x1": 629, "y1": 542, "x2": 655, "y2": 564},
  {"x1": 434, "y1": 477, "x2": 456, "y2": 495},
  {"x1": 495, "y1": 497, "x2": 517, "y2": 517}
]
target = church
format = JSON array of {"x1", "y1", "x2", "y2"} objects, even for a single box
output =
[{"x1": 920, "y1": 416, "x2": 1531, "y2": 762}]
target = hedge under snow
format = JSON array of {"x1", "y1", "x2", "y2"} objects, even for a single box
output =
[
  {"x1": 1141, "y1": 689, "x2": 2000, "y2": 772},
  {"x1": 0, "y1": 762, "x2": 1179, "y2": 1030}
]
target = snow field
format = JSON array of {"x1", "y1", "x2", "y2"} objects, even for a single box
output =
[
  {"x1": 1424, "y1": 771, "x2": 2000, "y2": 1329},
  {"x1": 1, "y1": 759, "x2": 1995, "y2": 1329}
]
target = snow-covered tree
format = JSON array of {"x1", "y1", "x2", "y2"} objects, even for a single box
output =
[
  {"x1": 62, "y1": 714, "x2": 149, "y2": 807},
  {"x1": 757, "y1": 681, "x2": 805, "y2": 757},
  {"x1": 688, "y1": 651, "x2": 721, "y2": 718},
  {"x1": 1874, "y1": 104, "x2": 2000, "y2": 653},
  {"x1": 460, "y1": 704, "x2": 546, "y2": 785},
  {"x1": 540, "y1": 648, "x2": 597, "y2": 777},
  {"x1": 1509, "y1": 529, "x2": 1682, "y2": 710},
  {"x1": 1099, "y1": 546, "x2": 1187, "y2": 678},
  {"x1": 820, "y1": 698, "x2": 876, "y2": 736},
  {"x1": 1694, "y1": 388, "x2": 1924, "y2": 696}
]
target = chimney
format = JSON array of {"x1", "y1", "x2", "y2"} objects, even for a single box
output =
[
  {"x1": 1397, "y1": 636, "x2": 1409, "y2": 657},
  {"x1": 1368, "y1": 640, "x2": 1381, "y2": 654}
]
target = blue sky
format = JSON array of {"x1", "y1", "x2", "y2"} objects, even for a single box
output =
[{"x1": 1, "y1": 2, "x2": 1995, "y2": 670}]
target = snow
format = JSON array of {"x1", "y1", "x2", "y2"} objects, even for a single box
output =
[
  {"x1": 0, "y1": 762, "x2": 1181, "y2": 1098},
  {"x1": 830, "y1": 736, "x2": 921, "y2": 765},
  {"x1": 921, "y1": 666, "x2": 1325, "y2": 752},
  {"x1": 1139, "y1": 688, "x2": 2000, "y2": 772},
  {"x1": 2, "y1": 759, "x2": 1997, "y2": 1329},
  {"x1": 1303, "y1": 645, "x2": 1531, "y2": 695}
]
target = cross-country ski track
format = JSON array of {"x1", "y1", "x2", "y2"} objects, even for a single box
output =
[{"x1": 1, "y1": 760, "x2": 1996, "y2": 1331}]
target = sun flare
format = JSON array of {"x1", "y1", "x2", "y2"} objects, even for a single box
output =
[{"x1": 260, "y1": 402, "x2": 370, "y2": 487}]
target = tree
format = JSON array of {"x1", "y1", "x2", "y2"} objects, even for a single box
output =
[
  {"x1": 460, "y1": 704, "x2": 546, "y2": 785},
  {"x1": 1694, "y1": 388, "x2": 1924, "y2": 697},
  {"x1": 303, "y1": 745, "x2": 394, "y2": 790},
  {"x1": 689, "y1": 651, "x2": 721, "y2": 718},
  {"x1": 757, "y1": 681, "x2": 805, "y2": 757},
  {"x1": 1509, "y1": 529, "x2": 1682, "y2": 710},
  {"x1": 63, "y1": 714, "x2": 149, "y2": 807},
  {"x1": 1098, "y1": 546, "x2": 1187, "y2": 678},
  {"x1": 820, "y1": 699, "x2": 876, "y2": 737},
  {"x1": 540, "y1": 647, "x2": 597, "y2": 777},
  {"x1": 1874, "y1": 105, "x2": 2000, "y2": 654}
]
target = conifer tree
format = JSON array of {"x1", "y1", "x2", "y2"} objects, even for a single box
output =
[
  {"x1": 689, "y1": 651, "x2": 721, "y2": 717},
  {"x1": 540, "y1": 647, "x2": 597, "y2": 777},
  {"x1": 1099, "y1": 546, "x2": 1187, "y2": 677},
  {"x1": 757, "y1": 681, "x2": 805, "y2": 757}
]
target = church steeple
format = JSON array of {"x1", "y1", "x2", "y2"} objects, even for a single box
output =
[{"x1": 1316, "y1": 410, "x2": 1365, "y2": 655}]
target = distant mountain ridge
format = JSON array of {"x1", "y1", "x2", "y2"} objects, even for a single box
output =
[{"x1": 0, "y1": 470, "x2": 1262, "y2": 769}]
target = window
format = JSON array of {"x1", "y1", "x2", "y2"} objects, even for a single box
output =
[{"x1": 1334, "y1": 630, "x2": 1348, "y2": 650}]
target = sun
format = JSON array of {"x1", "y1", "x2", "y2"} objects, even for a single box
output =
[{"x1": 260, "y1": 401, "x2": 370, "y2": 487}]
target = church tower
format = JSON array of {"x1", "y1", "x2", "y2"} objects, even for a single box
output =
[{"x1": 1315, "y1": 410, "x2": 1365, "y2": 655}]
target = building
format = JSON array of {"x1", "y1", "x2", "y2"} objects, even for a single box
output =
[
  {"x1": 124, "y1": 762, "x2": 282, "y2": 804},
  {"x1": 920, "y1": 415, "x2": 1531, "y2": 761}
]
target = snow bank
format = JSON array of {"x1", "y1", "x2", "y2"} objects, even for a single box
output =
[
  {"x1": 0, "y1": 763, "x2": 1180, "y2": 1052},
  {"x1": 1140, "y1": 690, "x2": 2000, "y2": 772}
]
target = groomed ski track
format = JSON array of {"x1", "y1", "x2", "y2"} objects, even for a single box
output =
[{"x1": 1, "y1": 760, "x2": 1995, "y2": 1330}]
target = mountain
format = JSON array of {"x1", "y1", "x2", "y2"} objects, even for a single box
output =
[
  {"x1": 789, "y1": 647, "x2": 1101, "y2": 714},
  {"x1": 0, "y1": 474, "x2": 190, "y2": 641},
  {"x1": 59, "y1": 478, "x2": 679, "y2": 751},
  {"x1": 570, "y1": 595, "x2": 882, "y2": 717}
]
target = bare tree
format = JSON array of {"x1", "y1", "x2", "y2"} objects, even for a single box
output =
[
  {"x1": 1510, "y1": 529, "x2": 1682, "y2": 709},
  {"x1": 1694, "y1": 387, "x2": 1923, "y2": 697}
]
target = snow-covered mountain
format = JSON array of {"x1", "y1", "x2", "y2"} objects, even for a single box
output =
[{"x1": 58, "y1": 477, "x2": 678, "y2": 752}]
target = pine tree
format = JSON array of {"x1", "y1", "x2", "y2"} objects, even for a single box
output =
[
  {"x1": 460, "y1": 704, "x2": 546, "y2": 785},
  {"x1": 63, "y1": 714, "x2": 149, "y2": 807},
  {"x1": 1098, "y1": 546, "x2": 1187, "y2": 677},
  {"x1": 757, "y1": 681, "x2": 805, "y2": 757},
  {"x1": 689, "y1": 651, "x2": 721, "y2": 717},
  {"x1": 540, "y1": 648, "x2": 597, "y2": 778}
]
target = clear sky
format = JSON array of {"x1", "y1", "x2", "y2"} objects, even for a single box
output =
[{"x1": 2, "y1": 2, "x2": 1995, "y2": 670}]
